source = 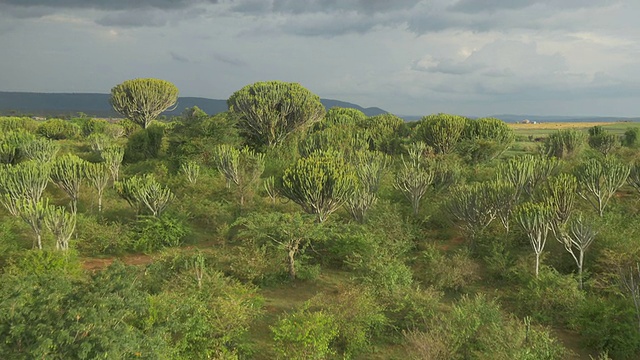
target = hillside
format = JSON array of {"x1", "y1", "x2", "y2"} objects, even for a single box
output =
[{"x1": 0, "y1": 92, "x2": 388, "y2": 118}]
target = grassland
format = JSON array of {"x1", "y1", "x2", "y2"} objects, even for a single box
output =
[{"x1": 509, "y1": 121, "x2": 640, "y2": 138}]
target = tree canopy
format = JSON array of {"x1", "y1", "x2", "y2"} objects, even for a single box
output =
[
  {"x1": 110, "y1": 78, "x2": 179, "y2": 129},
  {"x1": 228, "y1": 81, "x2": 325, "y2": 148}
]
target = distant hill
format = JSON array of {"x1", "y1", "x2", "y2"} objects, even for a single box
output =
[{"x1": 0, "y1": 92, "x2": 388, "y2": 118}]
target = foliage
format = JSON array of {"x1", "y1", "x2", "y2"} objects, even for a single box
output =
[
  {"x1": 21, "y1": 137, "x2": 59, "y2": 163},
  {"x1": 575, "y1": 156, "x2": 629, "y2": 217},
  {"x1": 459, "y1": 117, "x2": 514, "y2": 163},
  {"x1": 233, "y1": 212, "x2": 323, "y2": 280},
  {"x1": 572, "y1": 296, "x2": 640, "y2": 359},
  {"x1": 359, "y1": 113, "x2": 406, "y2": 153},
  {"x1": 50, "y1": 154, "x2": 87, "y2": 213},
  {"x1": 85, "y1": 162, "x2": 111, "y2": 213},
  {"x1": 623, "y1": 127, "x2": 640, "y2": 148},
  {"x1": 100, "y1": 145, "x2": 124, "y2": 182},
  {"x1": 124, "y1": 124, "x2": 165, "y2": 162},
  {"x1": 43, "y1": 205, "x2": 76, "y2": 251},
  {"x1": 543, "y1": 129, "x2": 585, "y2": 158},
  {"x1": 497, "y1": 155, "x2": 559, "y2": 199},
  {"x1": 543, "y1": 173, "x2": 578, "y2": 226},
  {"x1": 299, "y1": 124, "x2": 368, "y2": 158},
  {"x1": 272, "y1": 305, "x2": 339, "y2": 360},
  {"x1": 212, "y1": 144, "x2": 265, "y2": 206},
  {"x1": 317, "y1": 107, "x2": 366, "y2": 130},
  {"x1": 588, "y1": 126, "x2": 619, "y2": 155},
  {"x1": 0, "y1": 130, "x2": 36, "y2": 164},
  {"x1": 308, "y1": 286, "x2": 387, "y2": 358},
  {"x1": 36, "y1": 118, "x2": 80, "y2": 140},
  {"x1": 180, "y1": 160, "x2": 200, "y2": 185},
  {"x1": 515, "y1": 202, "x2": 554, "y2": 278},
  {"x1": 420, "y1": 244, "x2": 480, "y2": 292},
  {"x1": 405, "y1": 293, "x2": 568, "y2": 360},
  {"x1": 0, "y1": 160, "x2": 51, "y2": 215},
  {"x1": 0, "y1": 116, "x2": 38, "y2": 133},
  {"x1": 110, "y1": 78, "x2": 179, "y2": 129},
  {"x1": 515, "y1": 267, "x2": 585, "y2": 326},
  {"x1": 414, "y1": 113, "x2": 467, "y2": 154},
  {"x1": 394, "y1": 142, "x2": 435, "y2": 215},
  {"x1": 132, "y1": 215, "x2": 189, "y2": 253},
  {"x1": 115, "y1": 173, "x2": 175, "y2": 217},
  {"x1": 447, "y1": 181, "x2": 497, "y2": 247},
  {"x1": 281, "y1": 150, "x2": 356, "y2": 223},
  {"x1": 75, "y1": 214, "x2": 132, "y2": 256},
  {"x1": 228, "y1": 81, "x2": 325, "y2": 148}
]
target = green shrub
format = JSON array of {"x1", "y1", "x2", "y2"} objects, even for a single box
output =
[
  {"x1": 0, "y1": 116, "x2": 38, "y2": 133},
  {"x1": 623, "y1": 127, "x2": 640, "y2": 148},
  {"x1": 514, "y1": 267, "x2": 585, "y2": 326},
  {"x1": 37, "y1": 118, "x2": 80, "y2": 139},
  {"x1": 308, "y1": 286, "x2": 387, "y2": 358},
  {"x1": 572, "y1": 295, "x2": 640, "y2": 359},
  {"x1": 124, "y1": 125, "x2": 164, "y2": 162},
  {"x1": 81, "y1": 118, "x2": 109, "y2": 136},
  {"x1": 226, "y1": 244, "x2": 287, "y2": 285},
  {"x1": 6, "y1": 249, "x2": 82, "y2": 277},
  {"x1": 420, "y1": 244, "x2": 480, "y2": 292},
  {"x1": 543, "y1": 129, "x2": 585, "y2": 158},
  {"x1": 404, "y1": 293, "x2": 568, "y2": 359},
  {"x1": 75, "y1": 214, "x2": 132, "y2": 256},
  {"x1": 132, "y1": 215, "x2": 189, "y2": 253},
  {"x1": 272, "y1": 306, "x2": 339, "y2": 360}
]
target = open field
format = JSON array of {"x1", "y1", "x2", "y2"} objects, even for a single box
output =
[{"x1": 509, "y1": 121, "x2": 640, "y2": 137}]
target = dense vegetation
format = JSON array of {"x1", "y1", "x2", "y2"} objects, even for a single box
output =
[{"x1": 1, "y1": 79, "x2": 640, "y2": 359}]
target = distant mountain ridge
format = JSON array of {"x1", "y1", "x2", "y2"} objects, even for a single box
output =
[{"x1": 0, "y1": 92, "x2": 388, "y2": 118}]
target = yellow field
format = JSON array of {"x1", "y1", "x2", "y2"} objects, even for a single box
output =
[{"x1": 508, "y1": 122, "x2": 612, "y2": 130}]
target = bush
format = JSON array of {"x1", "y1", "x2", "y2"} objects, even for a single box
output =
[
  {"x1": 225, "y1": 244, "x2": 287, "y2": 285},
  {"x1": 0, "y1": 116, "x2": 37, "y2": 133},
  {"x1": 124, "y1": 125, "x2": 164, "y2": 162},
  {"x1": 272, "y1": 306, "x2": 339, "y2": 360},
  {"x1": 75, "y1": 214, "x2": 132, "y2": 256},
  {"x1": 543, "y1": 129, "x2": 585, "y2": 158},
  {"x1": 623, "y1": 127, "x2": 640, "y2": 148},
  {"x1": 36, "y1": 118, "x2": 80, "y2": 139},
  {"x1": 404, "y1": 293, "x2": 568, "y2": 359},
  {"x1": 131, "y1": 215, "x2": 189, "y2": 253},
  {"x1": 571, "y1": 296, "x2": 640, "y2": 359},
  {"x1": 81, "y1": 118, "x2": 109, "y2": 136},
  {"x1": 6, "y1": 249, "x2": 82, "y2": 277},
  {"x1": 308, "y1": 286, "x2": 387, "y2": 358},
  {"x1": 419, "y1": 244, "x2": 480, "y2": 292},
  {"x1": 514, "y1": 267, "x2": 585, "y2": 326}
]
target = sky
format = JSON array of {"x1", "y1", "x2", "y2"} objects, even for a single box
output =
[{"x1": 1, "y1": 0, "x2": 639, "y2": 117}]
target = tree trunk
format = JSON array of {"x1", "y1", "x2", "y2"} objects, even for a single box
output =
[
  {"x1": 535, "y1": 252, "x2": 540, "y2": 278},
  {"x1": 578, "y1": 251, "x2": 584, "y2": 290},
  {"x1": 287, "y1": 249, "x2": 297, "y2": 280}
]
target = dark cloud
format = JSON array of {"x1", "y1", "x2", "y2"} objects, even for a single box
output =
[
  {"x1": 0, "y1": 0, "x2": 218, "y2": 11},
  {"x1": 448, "y1": 0, "x2": 536, "y2": 14},
  {"x1": 449, "y1": 0, "x2": 618, "y2": 14},
  {"x1": 213, "y1": 52, "x2": 247, "y2": 67},
  {"x1": 229, "y1": 0, "x2": 421, "y2": 15},
  {"x1": 170, "y1": 52, "x2": 191, "y2": 63},
  {"x1": 96, "y1": 10, "x2": 171, "y2": 27}
]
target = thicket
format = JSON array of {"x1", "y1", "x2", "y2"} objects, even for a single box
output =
[{"x1": 1, "y1": 80, "x2": 640, "y2": 359}]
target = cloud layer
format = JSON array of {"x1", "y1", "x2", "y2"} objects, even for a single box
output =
[{"x1": 0, "y1": 0, "x2": 639, "y2": 116}]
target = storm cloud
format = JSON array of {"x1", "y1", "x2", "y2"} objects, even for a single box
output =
[{"x1": 0, "y1": 0, "x2": 639, "y2": 117}]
